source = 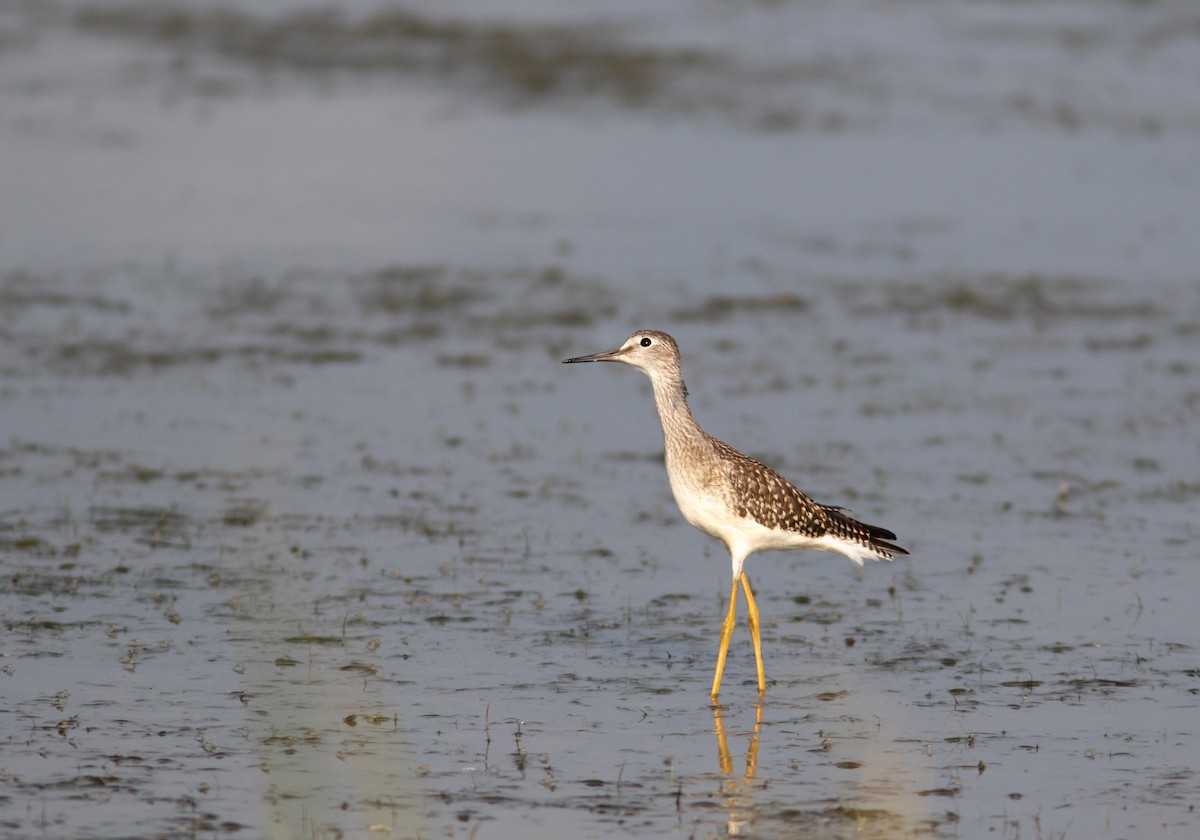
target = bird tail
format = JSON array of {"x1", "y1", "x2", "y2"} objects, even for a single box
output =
[
  {"x1": 822, "y1": 505, "x2": 909, "y2": 561},
  {"x1": 864, "y1": 522, "x2": 908, "y2": 558}
]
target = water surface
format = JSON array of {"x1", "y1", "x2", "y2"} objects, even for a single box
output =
[{"x1": 2, "y1": 1, "x2": 1199, "y2": 838}]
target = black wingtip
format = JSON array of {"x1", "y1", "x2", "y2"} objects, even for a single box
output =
[
  {"x1": 875, "y1": 540, "x2": 909, "y2": 557},
  {"x1": 863, "y1": 522, "x2": 908, "y2": 556}
]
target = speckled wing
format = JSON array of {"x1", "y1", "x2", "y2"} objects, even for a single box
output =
[{"x1": 711, "y1": 438, "x2": 907, "y2": 559}]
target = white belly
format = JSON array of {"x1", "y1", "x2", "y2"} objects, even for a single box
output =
[{"x1": 669, "y1": 470, "x2": 812, "y2": 547}]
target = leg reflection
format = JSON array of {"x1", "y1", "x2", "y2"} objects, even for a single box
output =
[{"x1": 712, "y1": 702, "x2": 764, "y2": 836}]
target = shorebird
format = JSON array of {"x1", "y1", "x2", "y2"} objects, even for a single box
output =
[{"x1": 563, "y1": 330, "x2": 907, "y2": 702}]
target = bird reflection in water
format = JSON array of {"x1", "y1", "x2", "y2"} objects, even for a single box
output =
[{"x1": 713, "y1": 703, "x2": 762, "y2": 836}]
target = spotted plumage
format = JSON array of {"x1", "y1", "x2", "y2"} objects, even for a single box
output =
[
  {"x1": 563, "y1": 329, "x2": 908, "y2": 701},
  {"x1": 712, "y1": 437, "x2": 902, "y2": 557}
]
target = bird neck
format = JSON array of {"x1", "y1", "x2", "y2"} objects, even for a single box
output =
[{"x1": 648, "y1": 373, "x2": 704, "y2": 449}]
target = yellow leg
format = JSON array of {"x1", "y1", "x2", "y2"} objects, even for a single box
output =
[
  {"x1": 710, "y1": 577, "x2": 740, "y2": 702},
  {"x1": 740, "y1": 573, "x2": 766, "y2": 696}
]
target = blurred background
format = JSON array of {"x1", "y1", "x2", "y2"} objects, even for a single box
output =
[{"x1": 2, "y1": 1, "x2": 1199, "y2": 838}]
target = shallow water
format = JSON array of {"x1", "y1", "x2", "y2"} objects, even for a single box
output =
[{"x1": 2, "y1": 1, "x2": 1199, "y2": 838}]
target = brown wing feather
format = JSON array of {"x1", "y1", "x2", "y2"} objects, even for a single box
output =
[{"x1": 711, "y1": 437, "x2": 907, "y2": 559}]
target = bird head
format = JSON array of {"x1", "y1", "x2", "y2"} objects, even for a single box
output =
[{"x1": 563, "y1": 330, "x2": 687, "y2": 395}]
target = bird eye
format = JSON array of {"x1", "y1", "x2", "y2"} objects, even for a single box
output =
[{"x1": 640, "y1": 337, "x2": 652, "y2": 347}]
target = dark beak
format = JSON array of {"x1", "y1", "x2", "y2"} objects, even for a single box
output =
[{"x1": 562, "y1": 347, "x2": 626, "y2": 364}]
